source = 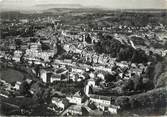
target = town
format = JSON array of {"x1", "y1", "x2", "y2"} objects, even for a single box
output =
[{"x1": 0, "y1": 8, "x2": 167, "y2": 116}]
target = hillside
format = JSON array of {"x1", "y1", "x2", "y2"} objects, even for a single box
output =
[
  {"x1": 35, "y1": 4, "x2": 84, "y2": 10},
  {"x1": 116, "y1": 86, "x2": 167, "y2": 116}
]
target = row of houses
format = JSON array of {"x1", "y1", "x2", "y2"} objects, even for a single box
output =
[
  {"x1": 39, "y1": 66, "x2": 86, "y2": 84},
  {"x1": 65, "y1": 91, "x2": 119, "y2": 115},
  {"x1": 25, "y1": 49, "x2": 54, "y2": 62},
  {"x1": 63, "y1": 43, "x2": 116, "y2": 65}
]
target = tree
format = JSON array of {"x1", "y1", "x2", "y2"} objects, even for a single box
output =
[
  {"x1": 115, "y1": 96, "x2": 130, "y2": 109},
  {"x1": 41, "y1": 43, "x2": 50, "y2": 51},
  {"x1": 30, "y1": 38, "x2": 38, "y2": 43},
  {"x1": 131, "y1": 49, "x2": 148, "y2": 63},
  {"x1": 42, "y1": 88, "x2": 52, "y2": 104},
  {"x1": 15, "y1": 39, "x2": 22, "y2": 50},
  {"x1": 94, "y1": 41, "x2": 103, "y2": 54},
  {"x1": 117, "y1": 46, "x2": 134, "y2": 62},
  {"x1": 85, "y1": 34, "x2": 92, "y2": 44},
  {"x1": 33, "y1": 83, "x2": 45, "y2": 104},
  {"x1": 20, "y1": 81, "x2": 31, "y2": 97},
  {"x1": 34, "y1": 65, "x2": 41, "y2": 78}
]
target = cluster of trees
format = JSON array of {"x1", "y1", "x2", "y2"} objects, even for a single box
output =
[
  {"x1": 94, "y1": 35, "x2": 148, "y2": 63},
  {"x1": 94, "y1": 35, "x2": 122, "y2": 57},
  {"x1": 52, "y1": 81, "x2": 83, "y2": 95},
  {"x1": 2, "y1": 25, "x2": 36, "y2": 39},
  {"x1": 147, "y1": 55, "x2": 167, "y2": 88},
  {"x1": 115, "y1": 86, "x2": 167, "y2": 115},
  {"x1": 41, "y1": 42, "x2": 50, "y2": 51},
  {"x1": 20, "y1": 77, "x2": 82, "y2": 102},
  {"x1": 117, "y1": 47, "x2": 148, "y2": 63},
  {"x1": 20, "y1": 80, "x2": 52, "y2": 104}
]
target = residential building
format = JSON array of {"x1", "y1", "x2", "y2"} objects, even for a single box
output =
[
  {"x1": 89, "y1": 94, "x2": 111, "y2": 110},
  {"x1": 40, "y1": 69, "x2": 52, "y2": 83},
  {"x1": 51, "y1": 97, "x2": 65, "y2": 110},
  {"x1": 65, "y1": 105, "x2": 82, "y2": 115},
  {"x1": 66, "y1": 91, "x2": 82, "y2": 105}
]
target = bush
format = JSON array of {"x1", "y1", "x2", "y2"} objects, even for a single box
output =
[{"x1": 115, "y1": 96, "x2": 130, "y2": 109}]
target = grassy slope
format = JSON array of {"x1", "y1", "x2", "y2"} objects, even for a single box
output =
[
  {"x1": 116, "y1": 86, "x2": 167, "y2": 116},
  {"x1": 0, "y1": 68, "x2": 24, "y2": 83}
]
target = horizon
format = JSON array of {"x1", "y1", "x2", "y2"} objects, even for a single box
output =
[{"x1": 0, "y1": 0, "x2": 167, "y2": 11}]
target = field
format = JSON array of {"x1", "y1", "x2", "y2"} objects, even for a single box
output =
[{"x1": 0, "y1": 68, "x2": 24, "y2": 83}]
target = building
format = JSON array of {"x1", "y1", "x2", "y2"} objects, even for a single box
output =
[
  {"x1": 12, "y1": 56, "x2": 21, "y2": 62},
  {"x1": 89, "y1": 94, "x2": 111, "y2": 110},
  {"x1": 98, "y1": 55, "x2": 104, "y2": 64},
  {"x1": 40, "y1": 69, "x2": 52, "y2": 83},
  {"x1": 108, "y1": 105, "x2": 120, "y2": 114},
  {"x1": 65, "y1": 105, "x2": 82, "y2": 115},
  {"x1": 84, "y1": 79, "x2": 96, "y2": 97},
  {"x1": 50, "y1": 74, "x2": 61, "y2": 83},
  {"x1": 66, "y1": 91, "x2": 82, "y2": 105},
  {"x1": 82, "y1": 106, "x2": 103, "y2": 116},
  {"x1": 13, "y1": 50, "x2": 23, "y2": 62},
  {"x1": 28, "y1": 42, "x2": 41, "y2": 51},
  {"x1": 51, "y1": 97, "x2": 65, "y2": 110},
  {"x1": 71, "y1": 68, "x2": 84, "y2": 74},
  {"x1": 92, "y1": 54, "x2": 99, "y2": 64},
  {"x1": 13, "y1": 81, "x2": 21, "y2": 90}
]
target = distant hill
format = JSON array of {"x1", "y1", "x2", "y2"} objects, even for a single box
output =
[{"x1": 35, "y1": 4, "x2": 84, "y2": 10}]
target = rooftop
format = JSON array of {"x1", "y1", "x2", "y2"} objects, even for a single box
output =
[{"x1": 89, "y1": 94, "x2": 111, "y2": 101}]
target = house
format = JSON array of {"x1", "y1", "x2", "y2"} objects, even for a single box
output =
[
  {"x1": 84, "y1": 79, "x2": 96, "y2": 97},
  {"x1": 13, "y1": 50, "x2": 22, "y2": 62},
  {"x1": 26, "y1": 49, "x2": 54, "y2": 62},
  {"x1": 64, "y1": 59, "x2": 72, "y2": 63},
  {"x1": 97, "y1": 73, "x2": 105, "y2": 80},
  {"x1": 20, "y1": 44, "x2": 28, "y2": 50},
  {"x1": 82, "y1": 106, "x2": 103, "y2": 116},
  {"x1": 92, "y1": 54, "x2": 99, "y2": 64},
  {"x1": 63, "y1": 44, "x2": 70, "y2": 52},
  {"x1": 98, "y1": 55, "x2": 104, "y2": 64},
  {"x1": 71, "y1": 68, "x2": 84, "y2": 74},
  {"x1": 103, "y1": 56, "x2": 109, "y2": 64},
  {"x1": 69, "y1": 72, "x2": 85, "y2": 82},
  {"x1": 81, "y1": 51, "x2": 87, "y2": 57},
  {"x1": 12, "y1": 56, "x2": 20, "y2": 62},
  {"x1": 65, "y1": 105, "x2": 82, "y2": 115},
  {"x1": 89, "y1": 94, "x2": 111, "y2": 110},
  {"x1": 40, "y1": 69, "x2": 52, "y2": 83},
  {"x1": 69, "y1": 73, "x2": 83, "y2": 82},
  {"x1": 29, "y1": 42, "x2": 41, "y2": 51},
  {"x1": 75, "y1": 48, "x2": 82, "y2": 54},
  {"x1": 51, "y1": 97, "x2": 65, "y2": 110},
  {"x1": 52, "y1": 64, "x2": 60, "y2": 69},
  {"x1": 77, "y1": 43, "x2": 84, "y2": 50},
  {"x1": 66, "y1": 91, "x2": 82, "y2": 105},
  {"x1": 13, "y1": 81, "x2": 21, "y2": 90},
  {"x1": 9, "y1": 45, "x2": 16, "y2": 50},
  {"x1": 108, "y1": 105, "x2": 120, "y2": 114},
  {"x1": 20, "y1": 19, "x2": 28, "y2": 23},
  {"x1": 50, "y1": 74, "x2": 61, "y2": 83},
  {"x1": 85, "y1": 54, "x2": 91, "y2": 62},
  {"x1": 69, "y1": 45, "x2": 76, "y2": 53}
]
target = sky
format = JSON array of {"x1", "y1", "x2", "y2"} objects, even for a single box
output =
[{"x1": 0, "y1": 0, "x2": 167, "y2": 10}]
